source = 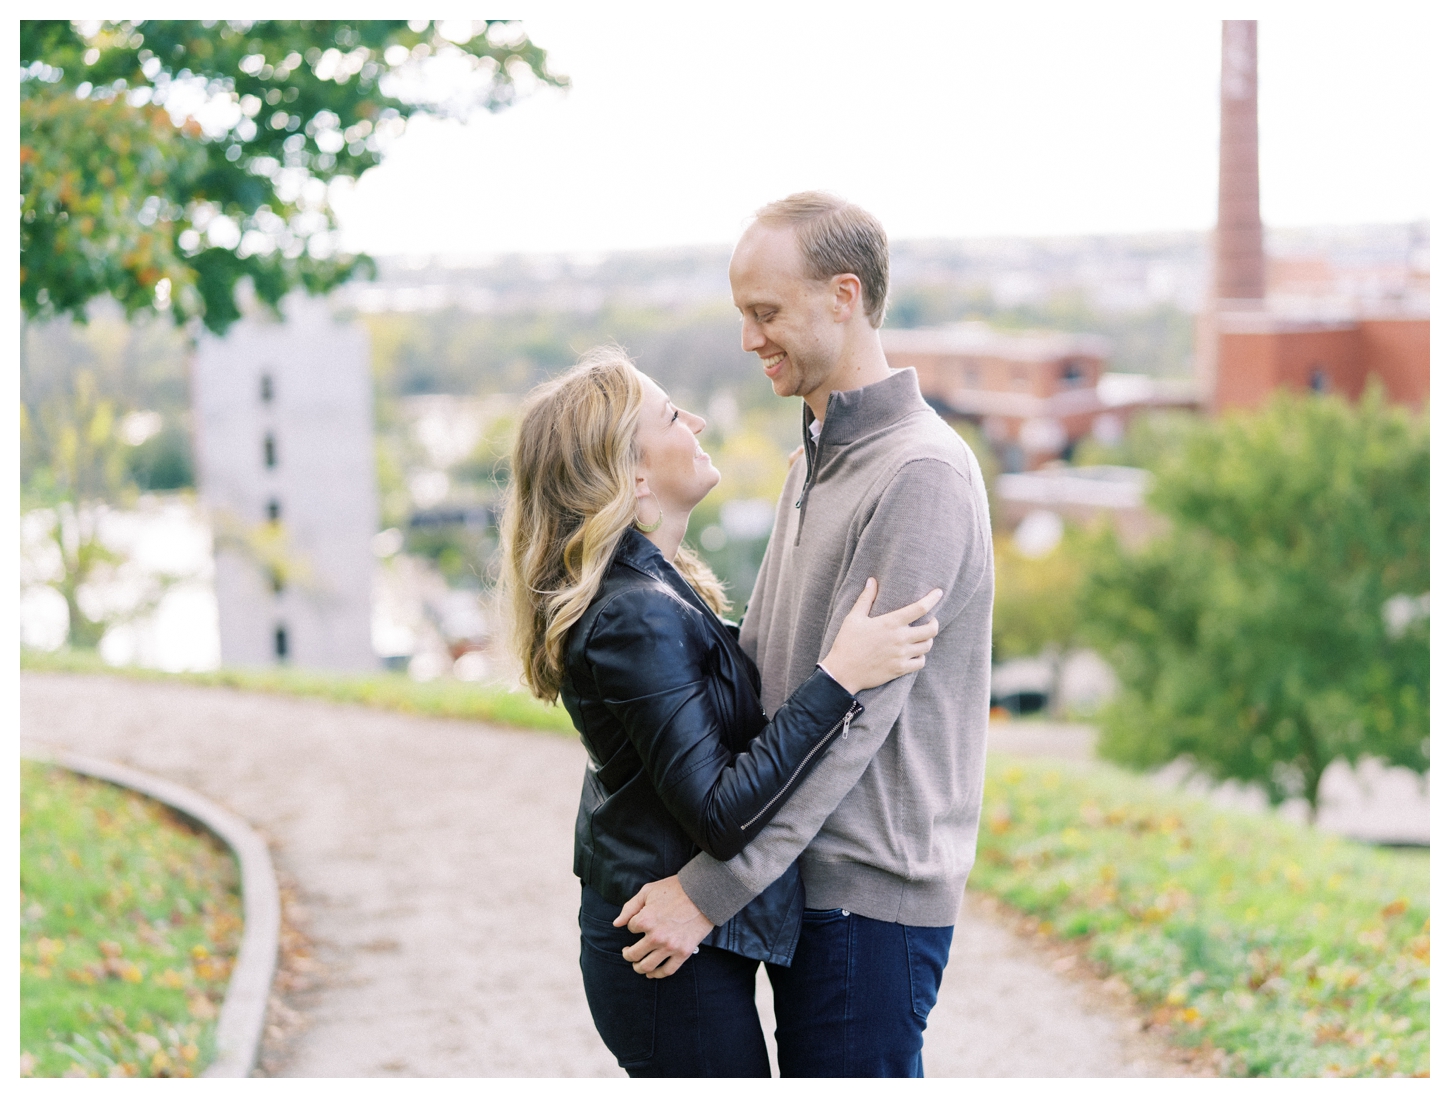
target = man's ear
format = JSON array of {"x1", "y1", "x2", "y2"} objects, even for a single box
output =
[{"x1": 830, "y1": 273, "x2": 863, "y2": 321}]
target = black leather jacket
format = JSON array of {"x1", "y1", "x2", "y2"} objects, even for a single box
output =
[{"x1": 560, "y1": 528, "x2": 862, "y2": 965}]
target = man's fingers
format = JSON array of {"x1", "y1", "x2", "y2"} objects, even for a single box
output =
[
  {"x1": 630, "y1": 945, "x2": 695, "y2": 977},
  {"x1": 647, "y1": 954, "x2": 688, "y2": 979},
  {"x1": 613, "y1": 890, "x2": 647, "y2": 928},
  {"x1": 629, "y1": 947, "x2": 669, "y2": 974},
  {"x1": 622, "y1": 931, "x2": 692, "y2": 964}
]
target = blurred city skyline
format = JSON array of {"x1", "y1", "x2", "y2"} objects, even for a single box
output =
[{"x1": 331, "y1": 8, "x2": 1435, "y2": 257}]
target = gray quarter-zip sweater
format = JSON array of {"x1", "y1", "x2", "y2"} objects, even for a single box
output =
[{"x1": 678, "y1": 368, "x2": 994, "y2": 927}]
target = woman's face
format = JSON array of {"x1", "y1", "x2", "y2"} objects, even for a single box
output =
[{"x1": 633, "y1": 371, "x2": 720, "y2": 518}]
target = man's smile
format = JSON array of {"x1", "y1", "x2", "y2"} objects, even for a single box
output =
[{"x1": 762, "y1": 352, "x2": 787, "y2": 378}]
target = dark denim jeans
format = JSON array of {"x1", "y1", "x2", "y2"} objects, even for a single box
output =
[
  {"x1": 578, "y1": 884, "x2": 770, "y2": 1077},
  {"x1": 766, "y1": 906, "x2": 954, "y2": 1077}
]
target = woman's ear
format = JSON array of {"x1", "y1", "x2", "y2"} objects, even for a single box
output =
[{"x1": 634, "y1": 472, "x2": 651, "y2": 501}]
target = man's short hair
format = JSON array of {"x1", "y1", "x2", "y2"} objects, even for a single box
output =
[{"x1": 754, "y1": 192, "x2": 890, "y2": 328}]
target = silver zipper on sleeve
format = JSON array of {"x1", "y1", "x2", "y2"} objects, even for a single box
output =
[{"x1": 739, "y1": 700, "x2": 864, "y2": 832}]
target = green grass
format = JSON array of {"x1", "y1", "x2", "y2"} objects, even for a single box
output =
[
  {"x1": 971, "y1": 755, "x2": 1429, "y2": 1077},
  {"x1": 21, "y1": 646, "x2": 576, "y2": 735},
  {"x1": 20, "y1": 760, "x2": 245, "y2": 1078},
  {"x1": 22, "y1": 650, "x2": 1428, "y2": 1076}
]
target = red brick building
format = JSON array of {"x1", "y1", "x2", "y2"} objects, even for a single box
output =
[
  {"x1": 881, "y1": 323, "x2": 1195, "y2": 470},
  {"x1": 1201, "y1": 21, "x2": 1430, "y2": 415},
  {"x1": 1213, "y1": 313, "x2": 1429, "y2": 412}
]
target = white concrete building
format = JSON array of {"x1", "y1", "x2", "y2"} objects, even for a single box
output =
[{"x1": 192, "y1": 297, "x2": 378, "y2": 670}]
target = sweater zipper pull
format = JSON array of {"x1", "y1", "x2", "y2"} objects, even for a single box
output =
[{"x1": 841, "y1": 701, "x2": 863, "y2": 741}]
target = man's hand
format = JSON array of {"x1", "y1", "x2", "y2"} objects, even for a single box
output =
[{"x1": 613, "y1": 875, "x2": 714, "y2": 979}]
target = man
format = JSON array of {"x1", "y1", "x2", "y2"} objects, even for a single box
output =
[{"x1": 614, "y1": 192, "x2": 994, "y2": 1077}]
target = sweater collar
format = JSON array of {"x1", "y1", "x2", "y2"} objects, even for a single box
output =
[{"x1": 803, "y1": 367, "x2": 930, "y2": 451}]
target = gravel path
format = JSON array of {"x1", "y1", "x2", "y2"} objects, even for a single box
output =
[{"x1": 21, "y1": 672, "x2": 1188, "y2": 1077}]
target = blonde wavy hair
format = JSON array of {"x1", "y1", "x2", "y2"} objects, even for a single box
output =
[{"x1": 502, "y1": 347, "x2": 730, "y2": 702}]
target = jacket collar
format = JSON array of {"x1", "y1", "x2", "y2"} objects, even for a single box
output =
[
  {"x1": 803, "y1": 367, "x2": 930, "y2": 451},
  {"x1": 613, "y1": 526, "x2": 729, "y2": 632},
  {"x1": 614, "y1": 526, "x2": 669, "y2": 578}
]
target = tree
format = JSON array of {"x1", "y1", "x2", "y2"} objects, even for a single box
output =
[
  {"x1": 992, "y1": 532, "x2": 1084, "y2": 714},
  {"x1": 1078, "y1": 386, "x2": 1429, "y2": 819},
  {"x1": 21, "y1": 19, "x2": 565, "y2": 334},
  {"x1": 20, "y1": 369, "x2": 145, "y2": 648},
  {"x1": 19, "y1": 20, "x2": 564, "y2": 647}
]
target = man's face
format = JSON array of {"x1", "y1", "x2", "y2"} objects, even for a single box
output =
[{"x1": 729, "y1": 223, "x2": 842, "y2": 406}]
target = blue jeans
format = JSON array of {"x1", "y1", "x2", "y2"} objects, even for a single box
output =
[
  {"x1": 578, "y1": 884, "x2": 770, "y2": 1077},
  {"x1": 766, "y1": 907, "x2": 954, "y2": 1077}
]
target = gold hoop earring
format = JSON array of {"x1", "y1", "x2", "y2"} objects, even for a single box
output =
[{"x1": 635, "y1": 490, "x2": 664, "y2": 533}]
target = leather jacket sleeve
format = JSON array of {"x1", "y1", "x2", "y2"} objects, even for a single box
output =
[{"x1": 582, "y1": 586, "x2": 861, "y2": 861}]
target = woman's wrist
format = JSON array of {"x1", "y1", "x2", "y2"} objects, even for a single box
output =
[{"x1": 816, "y1": 660, "x2": 857, "y2": 696}]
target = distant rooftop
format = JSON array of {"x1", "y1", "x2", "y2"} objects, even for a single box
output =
[
  {"x1": 997, "y1": 465, "x2": 1151, "y2": 511},
  {"x1": 880, "y1": 322, "x2": 1111, "y2": 363}
]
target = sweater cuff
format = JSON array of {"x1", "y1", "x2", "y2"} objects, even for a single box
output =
[{"x1": 678, "y1": 852, "x2": 760, "y2": 926}]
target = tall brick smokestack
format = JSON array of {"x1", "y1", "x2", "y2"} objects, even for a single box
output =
[{"x1": 1215, "y1": 19, "x2": 1265, "y2": 304}]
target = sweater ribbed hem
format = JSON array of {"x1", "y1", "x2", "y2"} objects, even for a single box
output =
[
  {"x1": 797, "y1": 856, "x2": 970, "y2": 927},
  {"x1": 678, "y1": 853, "x2": 759, "y2": 927}
]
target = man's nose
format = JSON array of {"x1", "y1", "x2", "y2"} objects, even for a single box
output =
[{"x1": 741, "y1": 318, "x2": 764, "y2": 352}]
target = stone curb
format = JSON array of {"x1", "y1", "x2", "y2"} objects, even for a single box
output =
[{"x1": 21, "y1": 744, "x2": 281, "y2": 1078}]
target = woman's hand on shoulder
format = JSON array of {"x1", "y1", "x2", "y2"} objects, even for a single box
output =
[{"x1": 819, "y1": 579, "x2": 942, "y2": 695}]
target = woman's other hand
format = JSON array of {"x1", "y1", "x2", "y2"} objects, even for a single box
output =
[{"x1": 819, "y1": 579, "x2": 942, "y2": 695}]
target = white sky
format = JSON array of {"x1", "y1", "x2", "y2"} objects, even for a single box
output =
[{"x1": 331, "y1": 4, "x2": 1437, "y2": 257}]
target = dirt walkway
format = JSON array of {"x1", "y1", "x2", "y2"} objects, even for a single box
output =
[{"x1": 21, "y1": 673, "x2": 1188, "y2": 1077}]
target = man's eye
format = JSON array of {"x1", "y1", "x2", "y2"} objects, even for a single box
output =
[{"x1": 671, "y1": 410, "x2": 679, "y2": 423}]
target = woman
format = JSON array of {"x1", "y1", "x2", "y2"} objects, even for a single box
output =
[{"x1": 502, "y1": 348, "x2": 941, "y2": 1077}]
